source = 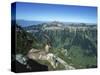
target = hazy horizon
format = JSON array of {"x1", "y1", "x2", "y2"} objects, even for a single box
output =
[{"x1": 15, "y1": 19, "x2": 97, "y2": 27}]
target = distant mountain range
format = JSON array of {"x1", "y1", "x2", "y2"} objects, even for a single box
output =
[
  {"x1": 16, "y1": 20, "x2": 97, "y2": 27},
  {"x1": 16, "y1": 20, "x2": 46, "y2": 27}
]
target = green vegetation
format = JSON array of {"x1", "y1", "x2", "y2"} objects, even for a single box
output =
[
  {"x1": 16, "y1": 22, "x2": 97, "y2": 69},
  {"x1": 16, "y1": 25, "x2": 37, "y2": 55},
  {"x1": 40, "y1": 27, "x2": 97, "y2": 69}
]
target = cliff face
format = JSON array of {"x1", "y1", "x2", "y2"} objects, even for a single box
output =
[
  {"x1": 24, "y1": 22, "x2": 97, "y2": 69},
  {"x1": 12, "y1": 22, "x2": 97, "y2": 72}
]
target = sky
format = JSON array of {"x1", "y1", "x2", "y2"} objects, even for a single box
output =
[{"x1": 13, "y1": 2, "x2": 97, "y2": 24}]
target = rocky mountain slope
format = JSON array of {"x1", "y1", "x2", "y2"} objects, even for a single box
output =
[
  {"x1": 24, "y1": 21, "x2": 97, "y2": 69},
  {"x1": 12, "y1": 21, "x2": 97, "y2": 72}
]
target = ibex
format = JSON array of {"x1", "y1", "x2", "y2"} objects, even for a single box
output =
[{"x1": 27, "y1": 44, "x2": 58, "y2": 69}]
